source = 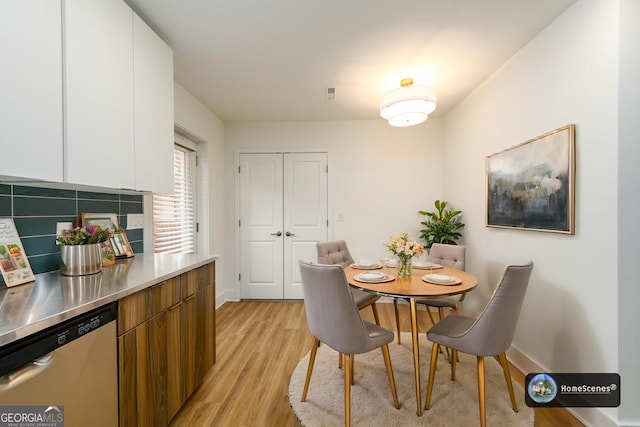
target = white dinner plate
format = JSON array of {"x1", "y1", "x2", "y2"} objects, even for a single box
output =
[
  {"x1": 354, "y1": 259, "x2": 378, "y2": 268},
  {"x1": 422, "y1": 274, "x2": 462, "y2": 285},
  {"x1": 352, "y1": 260, "x2": 381, "y2": 269},
  {"x1": 412, "y1": 261, "x2": 444, "y2": 270},
  {"x1": 354, "y1": 272, "x2": 387, "y2": 283}
]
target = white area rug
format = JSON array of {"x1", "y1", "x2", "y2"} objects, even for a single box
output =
[{"x1": 289, "y1": 333, "x2": 533, "y2": 426}]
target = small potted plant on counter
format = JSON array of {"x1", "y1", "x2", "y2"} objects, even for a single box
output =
[{"x1": 57, "y1": 225, "x2": 111, "y2": 275}]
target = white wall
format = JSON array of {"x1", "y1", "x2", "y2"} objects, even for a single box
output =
[
  {"x1": 223, "y1": 119, "x2": 445, "y2": 299},
  {"x1": 172, "y1": 82, "x2": 227, "y2": 305},
  {"x1": 618, "y1": 0, "x2": 640, "y2": 424},
  {"x1": 444, "y1": 1, "x2": 621, "y2": 425}
]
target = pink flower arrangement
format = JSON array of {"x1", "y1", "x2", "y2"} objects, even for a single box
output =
[
  {"x1": 385, "y1": 232, "x2": 424, "y2": 261},
  {"x1": 57, "y1": 225, "x2": 111, "y2": 246}
]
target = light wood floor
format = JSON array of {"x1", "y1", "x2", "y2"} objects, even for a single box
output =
[{"x1": 170, "y1": 301, "x2": 583, "y2": 427}]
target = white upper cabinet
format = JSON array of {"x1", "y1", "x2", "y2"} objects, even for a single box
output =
[
  {"x1": 0, "y1": 1, "x2": 63, "y2": 182},
  {"x1": 63, "y1": 0, "x2": 135, "y2": 189},
  {"x1": 133, "y1": 14, "x2": 175, "y2": 194}
]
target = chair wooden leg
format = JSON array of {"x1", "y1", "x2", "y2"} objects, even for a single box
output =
[
  {"x1": 393, "y1": 299, "x2": 401, "y2": 344},
  {"x1": 339, "y1": 352, "x2": 342, "y2": 369},
  {"x1": 380, "y1": 344, "x2": 400, "y2": 408},
  {"x1": 425, "y1": 306, "x2": 437, "y2": 326},
  {"x1": 371, "y1": 303, "x2": 381, "y2": 325},
  {"x1": 344, "y1": 353, "x2": 352, "y2": 427},
  {"x1": 451, "y1": 349, "x2": 457, "y2": 381},
  {"x1": 424, "y1": 342, "x2": 440, "y2": 410},
  {"x1": 498, "y1": 352, "x2": 519, "y2": 412},
  {"x1": 477, "y1": 356, "x2": 486, "y2": 427},
  {"x1": 350, "y1": 353, "x2": 355, "y2": 385},
  {"x1": 302, "y1": 338, "x2": 320, "y2": 401}
]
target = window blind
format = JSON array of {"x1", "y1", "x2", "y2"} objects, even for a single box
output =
[{"x1": 153, "y1": 144, "x2": 196, "y2": 253}]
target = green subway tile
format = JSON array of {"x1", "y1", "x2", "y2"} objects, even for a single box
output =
[
  {"x1": 0, "y1": 184, "x2": 11, "y2": 195},
  {"x1": 118, "y1": 215, "x2": 126, "y2": 229},
  {"x1": 14, "y1": 185, "x2": 76, "y2": 199},
  {"x1": 14, "y1": 216, "x2": 77, "y2": 237},
  {"x1": 77, "y1": 199, "x2": 119, "y2": 216},
  {"x1": 0, "y1": 196, "x2": 10, "y2": 216},
  {"x1": 129, "y1": 241, "x2": 143, "y2": 254},
  {"x1": 121, "y1": 194, "x2": 143, "y2": 202},
  {"x1": 120, "y1": 201, "x2": 143, "y2": 215},
  {"x1": 21, "y1": 236, "x2": 59, "y2": 256},
  {"x1": 13, "y1": 196, "x2": 76, "y2": 217},
  {"x1": 78, "y1": 191, "x2": 119, "y2": 201},
  {"x1": 126, "y1": 229, "x2": 143, "y2": 242},
  {"x1": 27, "y1": 253, "x2": 61, "y2": 275}
]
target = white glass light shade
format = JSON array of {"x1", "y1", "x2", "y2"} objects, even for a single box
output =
[{"x1": 380, "y1": 85, "x2": 437, "y2": 127}]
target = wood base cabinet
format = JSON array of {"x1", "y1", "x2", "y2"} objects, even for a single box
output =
[{"x1": 118, "y1": 262, "x2": 215, "y2": 427}]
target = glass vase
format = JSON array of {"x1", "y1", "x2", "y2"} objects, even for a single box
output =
[{"x1": 396, "y1": 256, "x2": 412, "y2": 277}]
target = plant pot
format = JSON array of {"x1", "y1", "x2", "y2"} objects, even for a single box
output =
[{"x1": 60, "y1": 244, "x2": 102, "y2": 276}]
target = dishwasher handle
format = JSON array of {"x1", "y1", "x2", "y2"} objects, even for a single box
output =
[{"x1": 0, "y1": 351, "x2": 55, "y2": 392}]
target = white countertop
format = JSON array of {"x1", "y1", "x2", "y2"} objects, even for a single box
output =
[{"x1": 0, "y1": 253, "x2": 218, "y2": 347}]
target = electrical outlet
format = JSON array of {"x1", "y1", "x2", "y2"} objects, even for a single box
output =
[{"x1": 127, "y1": 214, "x2": 144, "y2": 230}]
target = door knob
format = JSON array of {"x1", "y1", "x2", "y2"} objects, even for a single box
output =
[
  {"x1": 285, "y1": 231, "x2": 296, "y2": 237},
  {"x1": 271, "y1": 231, "x2": 282, "y2": 237}
]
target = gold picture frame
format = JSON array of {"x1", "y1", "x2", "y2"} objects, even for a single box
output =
[
  {"x1": 81, "y1": 213, "x2": 119, "y2": 231},
  {"x1": 110, "y1": 230, "x2": 134, "y2": 259},
  {"x1": 486, "y1": 124, "x2": 576, "y2": 234}
]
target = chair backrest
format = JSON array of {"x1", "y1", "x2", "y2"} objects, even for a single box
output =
[
  {"x1": 299, "y1": 260, "x2": 371, "y2": 354},
  {"x1": 459, "y1": 261, "x2": 533, "y2": 356},
  {"x1": 428, "y1": 243, "x2": 466, "y2": 271},
  {"x1": 316, "y1": 240, "x2": 354, "y2": 267}
]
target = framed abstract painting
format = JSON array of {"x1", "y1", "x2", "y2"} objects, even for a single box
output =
[{"x1": 486, "y1": 124, "x2": 576, "y2": 234}]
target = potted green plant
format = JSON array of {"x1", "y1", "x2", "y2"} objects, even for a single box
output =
[{"x1": 418, "y1": 200, "x2": 465, "y2": 252}]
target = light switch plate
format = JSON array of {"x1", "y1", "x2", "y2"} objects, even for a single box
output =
[{"x1": 127, "y1": 213, "x2": 144, "y2": 230}]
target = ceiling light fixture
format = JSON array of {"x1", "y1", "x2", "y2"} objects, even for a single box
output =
[{"x1": 380, "y1": 78, "x2": 437, "y2": 127}]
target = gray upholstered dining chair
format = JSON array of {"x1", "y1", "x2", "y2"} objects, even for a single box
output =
[
  {"x1": 393, "y1": 243, "x2": 466, "y2": 344},
  {"x1": 317, "y1": 240, "x2": 381, "y2": 325},
  {"x1": 424, "y1": 261, "x2": 533, "y2": 427},
  {"x1": 298, "y1": 260, "x2": 400, "y2": 427}
]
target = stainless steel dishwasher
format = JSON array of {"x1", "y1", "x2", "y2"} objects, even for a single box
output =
[{"x1": 0, "y1": 302, "x2": 118, "y2": 427}]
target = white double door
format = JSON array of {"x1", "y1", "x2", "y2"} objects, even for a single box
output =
[{"x1": 239, "y1": 152, "x2": 328, "y2": 299}]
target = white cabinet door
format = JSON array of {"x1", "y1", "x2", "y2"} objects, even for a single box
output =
[
  {"x1": 133, "y1": 14, "x2": 174, "y2": 194},
  {"x1": 63, "y1": 0, "x2": 135, "y2": 189},
  {"x1": 239, "y1": 152, "x2": 328, "y2": 300},
  {"x1": 0, "y1": 0, "x2": 63, "y2": 182}
]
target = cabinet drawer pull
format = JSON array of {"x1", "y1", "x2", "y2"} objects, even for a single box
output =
[
  {"x1": 168, "y1": 301, "x2": 182, "y2": 311},
  {"x1": 184, "y1": 294, "x2": 196, "y2": 302}
]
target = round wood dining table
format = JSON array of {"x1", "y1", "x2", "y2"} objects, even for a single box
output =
[{"x1": 345, "y1": 264, "x2": 478, "y2": 416}]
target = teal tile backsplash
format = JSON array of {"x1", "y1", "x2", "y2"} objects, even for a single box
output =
[{"x1": 0, "y1": 184, "x2": 144, "y2": 276}]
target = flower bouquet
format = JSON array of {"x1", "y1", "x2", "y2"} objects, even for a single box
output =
[{"x1": 384, "y1": 233, "x2": 424, "y2": 277}]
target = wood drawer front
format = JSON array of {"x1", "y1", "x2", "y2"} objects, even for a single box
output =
[
  {"x1": 118, "y1": 282, "x2": 167, "y2": 335},
  {"x1": 181, "y1": 262, "x2": 213, "y2": 299},
  {"x1": 165, "y1": 276, "x2": 181, "y2": 308}
]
